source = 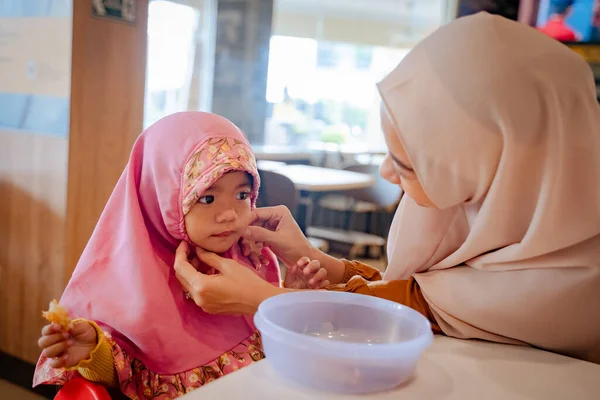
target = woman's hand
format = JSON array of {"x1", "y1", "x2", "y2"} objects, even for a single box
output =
[
  {"x1": 244, "y1": 206, "x2": 347, "y2": 284},
  {"x1": 174, "y1": 242, "x2": 283, "y2": 315},
  {"x1": 243, "y1": 206, "x2": 314, "y2": 267},
  {"x1": 284, "y1": 257, "x2": 330, "y2": 290},
  {"x1": 38, "y1": 321, "x2": 97, "y2": 369}
]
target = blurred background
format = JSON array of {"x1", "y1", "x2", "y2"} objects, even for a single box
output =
[{"x1": 1, "y1": 1, "x2": 599, "y2": 398}]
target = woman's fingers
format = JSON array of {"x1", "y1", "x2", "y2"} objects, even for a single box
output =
[
  {"x1": 190, "y1": 256, "x2": 201, "y2": 270},
  {"x1": 175, "y1": 242, "x2": 191, "y2": 268},
  {"x1": 175, "y1": 270, "x2": 195, "y2": 295},
  {"x1": 249, "y1": 206, "x2": 287, "y2": 231},
  {"x1": 38, "y1": 332, "x2": 69, "y2": 350},
  {"x1": 42, "y1": 340, "x2": 72, "y2": 359},
  {"x1": 174, "y1": 255, "x2": 205, "y2": 294},
  {"x1": 195, "y1": 248, "x2": 228, "y2": 273}
]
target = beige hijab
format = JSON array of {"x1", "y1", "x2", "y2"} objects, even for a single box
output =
[{"x1": 378, "y1": 13, "x2": 600, "y2": 363}]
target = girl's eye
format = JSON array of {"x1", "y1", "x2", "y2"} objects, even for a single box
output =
[
  {"x1": 198, "y1": 195, "x2": 215, "y2": 204},
  {"x1": 236, "y1": 191, "x2": 250, "y2": 200}
]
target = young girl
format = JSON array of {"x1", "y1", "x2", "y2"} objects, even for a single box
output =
[{"x1": 34, "y1": 112, "x2": 327, "y2": 398}]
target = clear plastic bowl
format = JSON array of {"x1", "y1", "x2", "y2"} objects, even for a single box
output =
[{"x1": 254, "y1": 291, "x2": 433, "y2": 394}]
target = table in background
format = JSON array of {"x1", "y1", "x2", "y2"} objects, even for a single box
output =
[
  {"x1": 252, "y1": 145, "x2": 313, "y2": 164},
  {"x1": 183, "y1": 336, "x2": 600, "y2": 400},
  {"x1": 306, "y1": 143, "x2": 387, "y2": 167},
  {"x1": 256, "y1": 163, "x2": 375, "y2": 232},
  {"x1": 271, "y1": 164, "x2": 374, "y2": 192}
]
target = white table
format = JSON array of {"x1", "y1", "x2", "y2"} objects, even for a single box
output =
[
  {"x1": 183, "y1": 337, "x2": 600, "y2": 400},
  {"x1": 252, "y1": 145, "x2": 313, "y2": 162},
  {"x1": 266, "y1": 164, "x2": 375, "y2": 192},
  {"x1": 305, "y1": 142, "x2": 388, "y2": 167},
  {"x1": 256, "y1": 163, "x2": 375, "y2": 232},
  {"x1": 256, "y1": 160, "x2": 287, "y2": 171}
]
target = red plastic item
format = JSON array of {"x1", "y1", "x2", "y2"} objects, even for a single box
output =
[{"x1": 55, "y1": 376, "x2": 112, "y2": 400}]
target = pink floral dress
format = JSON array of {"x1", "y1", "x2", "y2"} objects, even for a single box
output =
[{"x1": 34, "y1": 330, "x2": 265, "y2": 399}]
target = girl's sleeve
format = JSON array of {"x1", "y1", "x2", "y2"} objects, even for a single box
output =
[
  {"x1": 75, "y1": 321, "x2": 118, "y2": 386},
  {"x1": 328, "y1": 260, "x2": 442, "y2": 334}
]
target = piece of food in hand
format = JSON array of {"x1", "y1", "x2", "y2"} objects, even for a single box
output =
[{"x1": 42, "y1": 300, "x2": 73, "y2": 331}]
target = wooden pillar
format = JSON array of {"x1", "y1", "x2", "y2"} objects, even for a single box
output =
[
  {"x1": 211, "y1": 0, "x2": 273, "y2": 144},
  {"x1": 64, "y1": 0, "x2": 149, "y2": 281}
]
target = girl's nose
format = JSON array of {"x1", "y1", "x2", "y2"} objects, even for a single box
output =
[{"x1": 216, "y1": 208, "x2": 238, "y2": 223}]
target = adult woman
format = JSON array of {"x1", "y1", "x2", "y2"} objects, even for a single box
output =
[{"x1": 175, "y1": 13, "x2": 600, "y2": 363}]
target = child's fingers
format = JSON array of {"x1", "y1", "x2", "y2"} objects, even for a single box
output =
[
  {"x1": 309, "y1": 268, "x2": 328, "y2": 287},
  {"x1": 48, "y1": 354, "x2": 70, "y2": 369},
  {"x1": 296, "y1": 256, "x2": 311, "y2": 268},
  {"x1": 241, "y1": 240, "x2": 251, "y2": 256},
  {"x1": 249, "y1": 253, "x2": 262, "y2": 269},
  {"x1": 41, "y1": 323, "x2": 62, "y2": 336},
  {"x1": 320, "y1": 280, "x2": 331, "y2": 289},
  {"x1": 259, "y1": 255, "x2": 269, "y2": 266},
  {"x1": 70, "y1": 320, "x2": 92, "y2": 336},
  {"x1": 38, "y1": 332, "x2": 69, "y2": 350},
  {"x1": 42, "y1": 340, "x2": 73, "y2": 359},
  {"x1": 286, "y1": 264, "x2": 298, "y2": 276},
  {"x1": 302, "y1": 260, "x2": 321, "y2": 275}
]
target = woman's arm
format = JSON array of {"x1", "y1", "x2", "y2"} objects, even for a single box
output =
[
  {"x1": 327, "y1": 261, "x2": 442, "y2": 334},
  {"x1": 307, "y1": 247, "x2": 347, "y2": 284}
]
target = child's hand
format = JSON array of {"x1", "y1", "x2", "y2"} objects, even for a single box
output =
[
  {"x1": 38, "y1": 321, "x2": 98, "y2": 369},
  {"x1": 284, "y1": 257, "x2": 330, "y2": 290},
  {"x1": 241, "y1": 238, "x2": 269, "y2": 269}
]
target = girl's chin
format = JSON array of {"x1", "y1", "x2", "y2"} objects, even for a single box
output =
[{"x1": 202, "y1": 235, "x2": 241, "y2": 253}]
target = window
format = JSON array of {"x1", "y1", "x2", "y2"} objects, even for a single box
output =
[
  {"x1": 355, "y1": 46, "x2": 373, "y2": 70},
  {"x1": 265, "y1": 0, "x2": 445, "y2": 150},
  {"x1": 317, "y1": 42, "x2": 339, "y2": 68},
  {"x1": 265, "y1": 35, "x2": 410, "y2": 150},
  {"x1": 144, "y1": 0, "x2": 216, "y2": 128}
]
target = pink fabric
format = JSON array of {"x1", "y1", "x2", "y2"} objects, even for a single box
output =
[
  {"x1": 109, "y1": 332, "x2": 264, "y2": 399},
  {"x1": 50, "y1": 112, "x2": 280, "y2": 374},
  {"x1": 379, "y1": 13, "x2": 600, "y2": 362}
]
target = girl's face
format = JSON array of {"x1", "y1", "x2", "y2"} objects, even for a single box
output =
[
  {"x1": 379, "y1": 108, "x2": 436, "y2": 208},
  {"x1": 184, "y1": 171, "x2": 253, "y2": 253}
]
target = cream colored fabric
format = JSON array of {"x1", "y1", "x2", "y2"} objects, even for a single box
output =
[{"x1": 378, "y1": 13, "x2": 600, "y2": 363}]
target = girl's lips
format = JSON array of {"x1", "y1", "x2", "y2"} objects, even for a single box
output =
[{"x1": 213, "y1": 230, "x2": 236, "y2": 238}]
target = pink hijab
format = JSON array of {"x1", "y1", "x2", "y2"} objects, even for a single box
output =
[
  {"x1": 59, "y1": 112, "x2": 279, "y2": 374},
  {"x1": 379, "y1": 13, "x2": 600, "y2": 362}
]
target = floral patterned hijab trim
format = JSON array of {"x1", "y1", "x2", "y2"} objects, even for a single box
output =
[{"x1": 182, "y1": 137, "x2": 259, "y2": 215}]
